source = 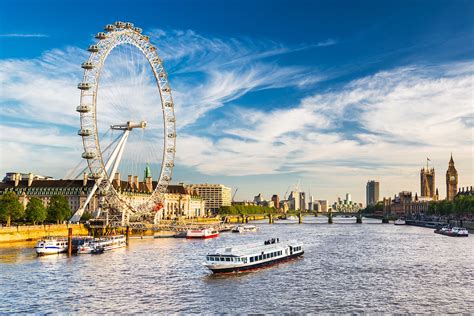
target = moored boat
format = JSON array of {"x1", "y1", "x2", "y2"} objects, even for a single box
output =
[
  {"x1": 34, "y1": 236, "x2": 68, "y2": 256},
  {"x1": 77, "y1": 235, "x2": 127, "y2": 254},
  {"x1": 186, "y1": 228, "x2": 219, "y2": 239},
  {"x1": 434, "y1": 226, "x2": 469, "y2": 237},
  {"x1": 394, "y1": 218, "x2": 406, "y2": 225},
  {"x1": 205, "y1": 238, "x2": 304, "y2": 273},
  {"x1": 231, "y1": 225, "x2": 258, "y2": 233}
]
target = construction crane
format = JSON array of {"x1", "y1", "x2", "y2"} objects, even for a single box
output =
[{"x1": 232, "y1": 187, "x2": 238, "y2": 202}]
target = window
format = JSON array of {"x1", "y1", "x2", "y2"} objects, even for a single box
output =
[
  {"x1": 250, "y1": 257, "x2": 254, "y2": 263},
  {"x1": 225, "y1": 257, "x2": 230, "y2": 262},
  {"x1": 259, "y1": 255, "x2": 263, "y2": 261}
]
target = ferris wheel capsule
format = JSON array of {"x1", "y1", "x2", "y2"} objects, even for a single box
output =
[
  {"x1": 133, "y1": 27, "x2": 142, "y2": 33},
  {"x1": 115, "y1": 21, "x2": 125, "y2": 28},
  {"x1": 81, "y1": 62, "x2": 94, "y2": 69},
  {"x1": 88, "y1": 45, "x2": 99, "y2": 53},
  {"x1": 95, "y1": 32, "x2": 107, "y2": 40},
  {"x1": 105, "y1": 24, "x2": 115, "y2": 32}
]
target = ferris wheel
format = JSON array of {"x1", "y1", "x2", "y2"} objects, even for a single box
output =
[{"x1": 70, "y1": 22, "x2": 176, "y2": 225}]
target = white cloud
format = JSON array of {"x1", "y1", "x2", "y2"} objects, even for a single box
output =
[
  {"x1": 0, "y1": 33, "x2": 48, "y2": 38},
  {"x1": 175, "y1": 62, "x2": 474, "y2": 201}
]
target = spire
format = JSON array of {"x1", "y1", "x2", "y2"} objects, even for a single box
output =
[
  {"x1": 144, "y1": 164, "x2": 151, "y2": 181},
  {"x1": 449, "y1": 153, "x2": 454, "y2": 165}
]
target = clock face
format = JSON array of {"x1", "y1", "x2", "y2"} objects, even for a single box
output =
[{"x1": 450, "y1": 176, "x2": 455, "y2": 181}]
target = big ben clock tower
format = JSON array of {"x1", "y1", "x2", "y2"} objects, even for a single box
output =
[{"x1": 446, "y1": 154, "x2": 458, "y2": 201}]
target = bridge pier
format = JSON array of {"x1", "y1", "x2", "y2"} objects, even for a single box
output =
[
  {"x1": 328, "y1": 212, "x2": 333, "y2": 224},
  {"x1": 67, "y1": 227, "x2": 73, "y2": 256},
  {"x1": 382, "y1": 217, "x2": 389, "y2": 224},
  {"x1": 125, "y1": 226, "x2": 130, "y2": 245},
  {"x1": 269, "y1": 213, "x2": 273, "y2": 224},
  {"x1": 298, "y1": 212, "x2": 302, "y2": 224},
  {"x1": 356, "y1": 214, "x2": 362, "y2": 224}
]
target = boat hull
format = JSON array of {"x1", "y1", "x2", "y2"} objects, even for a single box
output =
[
  {"x1": 208, "y1": 251, "x2": 304, "y2": 273},
  {"x1": 35, "y1": 246, "x2": 68, "y2": 256},
  {"x1": 186, "y1": 233, "x2": 219, "y2": 239},
  {"x1": 434, "y1": 230, "x2": 468, "y2": 237}
]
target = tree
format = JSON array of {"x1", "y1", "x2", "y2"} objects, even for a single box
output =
[
  {"x1": 47, "y1": 195, "x2": 71, "y2": 224},
  {"x1": 25, "y1": 197, "x2": 47, "y2": 225},
  {"x1": 0, "y1": 192, "x2": 24, "y2": 226}
]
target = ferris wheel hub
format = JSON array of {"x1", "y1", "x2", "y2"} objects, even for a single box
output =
[{"x1": 110, "y1": 121, "x2": 147, "y2": 131}]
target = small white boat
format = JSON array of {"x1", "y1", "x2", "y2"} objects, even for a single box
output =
[
  {"x1": 394, "y1": 218, "x2": 406, "y2": 225},
  {"x1": 205, "y1": 238, "x2": 304, "y2": 273},
  {"x1": 34, "y1": 236, "x2": 68, "y2": 256},
  {"x1": 435, "y1": 226, "x2": 469, "y2": 237},
  {"x1": 77, "y1": 235, "x2": 127, "y2": 254},
  {"x1": 231, "y1": 225, "x2": 258, "y2": 233},
  {"x1": 186, "y1": 228, "x2": 219, "y2": 239},
  {"x1": 287, "y1": 216, "x2": 297, "y2": 220}
]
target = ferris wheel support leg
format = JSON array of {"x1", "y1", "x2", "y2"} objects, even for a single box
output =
[{"x1": 69, "y1": 130, "x2": 130, "y2": 223}]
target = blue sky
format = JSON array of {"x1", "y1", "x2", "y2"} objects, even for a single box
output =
[{"x1": 0, "y1": 0, "x2": 473, "y2": 204}]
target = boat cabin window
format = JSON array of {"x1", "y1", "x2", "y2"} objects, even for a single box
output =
[
  {"x1": 258, "y1": 255, "x2": 263, "y2": 261},
  {"x1": 225, "y1": 257, "x2": 230, "y2": 262}
]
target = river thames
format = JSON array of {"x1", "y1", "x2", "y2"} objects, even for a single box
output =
[{"x1": 1, "y1": 217, "x2": 473, "y2": 314}]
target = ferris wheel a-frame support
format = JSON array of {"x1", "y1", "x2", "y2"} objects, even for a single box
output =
[{"x1": 69, "y1": 121, "x2": 145, "y2": 223}]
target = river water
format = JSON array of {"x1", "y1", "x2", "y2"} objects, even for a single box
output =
[{"x1": 1, "y1": 217, "x2": 473, "y2": 314}]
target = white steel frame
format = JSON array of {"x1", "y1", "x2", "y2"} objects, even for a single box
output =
[{"x1": 71, "y1": 22, "x2": 176, "y2": 225}]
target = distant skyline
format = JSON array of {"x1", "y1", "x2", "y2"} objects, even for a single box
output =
[{"x1": 0, "y1": 0, "x2": 473, "y2": 203}]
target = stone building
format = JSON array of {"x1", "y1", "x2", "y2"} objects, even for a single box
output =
[
  {"x1": 420, "y1": 166, "x2": 436, "y2": 199},
  {"x1": 446, "y1": 154, "x2": 458, "y2": 201},
  {"x1": 0, "y1": 172, "x2": 205, "y2": 220},
  {"x1": 383, "y1": 191, "x2": 430, "y2": 217}
]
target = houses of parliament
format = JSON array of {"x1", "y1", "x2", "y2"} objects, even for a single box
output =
[{"x1": 420, "y1": 154, "x2": 469, "y2": 201}]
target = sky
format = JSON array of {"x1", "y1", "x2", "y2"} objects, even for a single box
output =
[{"x1": 0, "y1": 0, "x2": 473, "y2": 204}]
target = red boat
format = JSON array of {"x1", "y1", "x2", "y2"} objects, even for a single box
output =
[{"x1": 186, "y1": 228, "x2": 219, "y2": 239}]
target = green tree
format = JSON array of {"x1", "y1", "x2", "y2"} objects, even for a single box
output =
[
  {"x1": 0, "y1": 192, "x2": 24, "y2": 226},
  {"x1": 25, "y1": 197, "x2": 47, "y2": 225},
  {"x1": 47, "y1": 195, "x2": 71, "y2": 224}
]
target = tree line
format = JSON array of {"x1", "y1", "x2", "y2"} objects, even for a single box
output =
[
  {"x1": 218, "y1": 205, "x2": 277, "y2": 215},
  {"x1": 427, "y1": 196, "x2": 474, "y2": 217},
  {"x1": 0, "y1": 192, "x2": 72, "y2": 226}
]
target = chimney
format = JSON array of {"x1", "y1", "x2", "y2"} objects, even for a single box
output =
[
  {"x1": 146, "y1": 176, "x2": 153, "y2": 193},
  {"x1": 128, "y1": 175, "x2": 133, "y2": 189},
  {"x1": 28, "y1": 173, "x2": 34, "y2": 187},
  {"x1": 83, "y1": 172, "x2": 88, "y2": 186},
  {"x1": 133, "y1": 175, "x2": 139, "y2": 191},
  {"x1": 114, "y1": 172, "x2": 121, "y2": 190},
  {"x1": 14, "y1": 173, "x2": 20, "y2": 187}
]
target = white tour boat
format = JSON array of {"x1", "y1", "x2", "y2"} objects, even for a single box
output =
[
  {"x1": 34, "y1": 236, "x2": 69, "y2": 256},
  {"x1": 77, "y1": 235, "x2": 127, "y2": 254},
  {"x1": 394, "y1": 218, "x2": 406, "y2": 225},
  {"x1": 231, "y1": 225, "x2": 258, "y2": 233},
  {"x1": 205, "y1": 238, "x2": 304, "y2": 273},
  {"x1": 186, "y1": 228, "x2": 219, "y2": 239},
  {"x1": 435, "y1": 226, "x2": 469, "y2": 237}
]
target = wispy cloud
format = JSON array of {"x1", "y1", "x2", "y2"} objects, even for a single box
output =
[
  {"x1": 0, "y1": 33, "x2": 49, "y2": 38},
  {"x1": 316, "y1": 39, "x2": 338, "y2": 47}
]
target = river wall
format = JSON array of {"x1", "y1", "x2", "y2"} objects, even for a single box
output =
[{"x1": 0, "y1": 224, "x2": 89, "y2": 243}]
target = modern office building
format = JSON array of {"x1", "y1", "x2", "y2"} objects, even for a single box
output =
[
  {"x1": 186, "y1": 183, "x2": 232, "y2": 214},
  {"x1": 271, "y1": 194, "x2": 280, "y2": 209},
  {"x1": 366, "y1": 180, "x2": 380, "y2": 206}
]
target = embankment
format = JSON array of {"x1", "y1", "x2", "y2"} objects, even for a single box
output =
[{"x1": 0, "y1": 224, "x2": 89, "y2": 243}]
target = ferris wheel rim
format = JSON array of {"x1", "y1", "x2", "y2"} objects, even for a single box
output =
[{"x1": 77, "y1": 21, "x2": 176, "y2": 214}]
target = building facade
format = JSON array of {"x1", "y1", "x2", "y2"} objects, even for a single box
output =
[
  {"x1": 383, "y1": 191, "x2": 430, "y2": 217},
  {"x1": 446, "y1": 154, "x2": 458, "y2": 201},
  {"x1": 420, "y1": 166, "x2": 436, "y2": 198},
  {"x1": 0, "y1": 172, "x2": 205, "y2": 221},
  {"x1": 185, "y1": 184, "x2": 232, "y2": 214},
  {"x1": 366, "y1": 180, "x2": 380, "y2": 206}
]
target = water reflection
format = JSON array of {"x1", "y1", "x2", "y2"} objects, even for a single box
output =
[{"x1": 1, "y1": 219, "x2": 473, "y2": 314}]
